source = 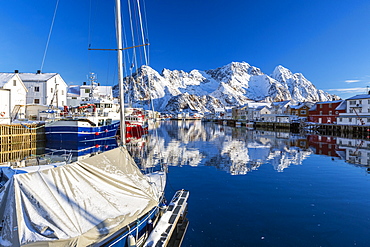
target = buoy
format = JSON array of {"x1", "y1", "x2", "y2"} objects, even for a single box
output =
[
  {"x1": 0, "y1": 112, "x2": 5, "y2": 117},
  {"x1": 105, "y1": 129, "x2": 108, "y2": 133},
  {"x1": 95, "y1": 132, "x2": 99, "y2": 136},
  {"x1": 127, "y1": 235, "x2": 136, "y2": 247},
  {"x1": 95, "y1": 144, "x2": 100, "y2": 148}
]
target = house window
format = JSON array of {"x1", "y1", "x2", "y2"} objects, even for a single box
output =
[
  {"x1": 85, "y1": 89, "x2": 90, "y2": 94},
  {"x1": 329, "y1": 111, "x2": 332, "y2": 115},
  {"x1": 34, "y1": 99, "x2": 40, "y2": 104},
  {"x1": 51, "y1": 88, "x2": 53, "y2": 93},
  {"x1": 61, "y1": 90, "x2": 64, "y2": 95},
  {"x1": 339, "y1": 118, "x2": 342, "y2": 122},
  {"x1": 301, "y1": 110, "x2": 306, "y2": 115},
  {"x1": 350, "y1": 101, "x2": 356, "y2": 105},
  {"x1": 319, "y1": 111, "x2": 322, "y2": 115},
  {"x1": 13, "y1": 80, "x2": 16, "y2": 86},
  {"x1": 320, "y1": 104, "x2": 323, "y2": 108},
  {"x1": 335, "y1": 111, "x2": 338, "y2": 115},
  {"x1": 368, "y1": 99, "x2": 370, "y2": 104},
  {"x1": 329, "y1": 103, "x2": 332, "y2": 108},
  {"x1": 368, "y1": 118, "x2": 370, "y2": 122},
  {"x1": 34, "y1": 86, "x2": 39, "y2": 92},
  {"x1": 349, "y1": 118, "x2": 352, "y2": 122}
]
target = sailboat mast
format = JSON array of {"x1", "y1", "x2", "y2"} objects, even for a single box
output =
[{"x1": 115, "y1": 0, "x2": 126, "y2": 145}]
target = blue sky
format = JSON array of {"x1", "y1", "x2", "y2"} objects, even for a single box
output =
[{"x1": 1, "y1": 0, "x2": 370, "y2": 99}]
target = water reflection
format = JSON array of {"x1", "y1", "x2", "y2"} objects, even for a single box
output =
[{"x1": 135, "y1": 121, "x2": 370, "y2": 175}]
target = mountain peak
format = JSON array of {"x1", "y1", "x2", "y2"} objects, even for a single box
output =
[{"x1": 117, "y1": 63, "x2": 337, "y2": 113}]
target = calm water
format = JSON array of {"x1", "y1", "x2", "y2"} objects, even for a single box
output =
[{"x1": 144, "y1": 121, "x2": 370, "y2": 247}]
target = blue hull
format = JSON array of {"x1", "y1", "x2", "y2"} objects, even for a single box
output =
[
  {"x1": 98, "y1": 206, "x2": 159, "y2": 246},
  {"x1": 45, "y1": 138, "x2": 118, "y2": 158},
  {"x1": 45, "y1": 121, "x2": 120, "y2": 142}
]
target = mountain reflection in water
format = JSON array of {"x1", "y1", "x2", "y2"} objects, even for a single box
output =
[{"x1": 137, "y1": 121, "x2": 370, "y2": 174}]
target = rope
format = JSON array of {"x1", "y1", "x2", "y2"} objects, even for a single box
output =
[{"x1": 40, "y1": 0, "x2": 60, "y2": 71}]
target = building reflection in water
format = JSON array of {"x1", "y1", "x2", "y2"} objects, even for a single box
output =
[
  {"x1": 2, "y1": 121, "x2": 369, "y2": 174},
  {"x1": 136, "y1": 121, "x2": 370, "y2": 175}
]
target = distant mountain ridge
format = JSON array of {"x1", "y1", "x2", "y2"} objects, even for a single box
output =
[{"x1": 114, "y1": 62, "x2": 338, "y2": 113}]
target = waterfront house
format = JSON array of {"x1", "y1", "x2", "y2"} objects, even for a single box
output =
[
  {"x1": 308, "y1": 100, "x2": 344, "y2": 124},
  {"x1": 19, "y1": 71, "x2": 67, "y2": 108},
  {"x1": 232, "y1": 105, "x2": 247, "y2": 120},
  {"x1": 287, "y1": 102, "x2": 314, "y2": 120},
  {"x1": 0, "y1": 72, "x2": 28, "y2": 123},
  {"x1": 337, "y1": 94, "x2": 370, "y2": 125},
  {"x1": 244, "y1": 102, "x2": 271, "y2": 121},
  {"x1": 253, "y1": 105, "x2": 272, "y2": 121}
]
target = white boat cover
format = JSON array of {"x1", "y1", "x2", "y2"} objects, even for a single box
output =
[{"x1": 0, "y1": 147, "x2": 161, "y2": 246}]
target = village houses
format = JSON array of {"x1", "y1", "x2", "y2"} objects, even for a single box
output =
[{"x1": 0, "y1": 73, "x2": 27, "y2": 124}]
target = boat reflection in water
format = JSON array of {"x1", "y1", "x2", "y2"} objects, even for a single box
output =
[{"x1": 45, "y1": 137, "x2": 119, "y2": 163}]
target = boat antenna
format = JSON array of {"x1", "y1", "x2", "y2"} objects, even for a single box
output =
[{"x1": 115, "y1": 0, "x2": 126, "y2": 146}]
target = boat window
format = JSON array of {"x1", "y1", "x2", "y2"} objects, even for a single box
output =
[
  {"x1": 106, "y1": 119, "x2": 112, "y2": 125},
  {"x1": 98, "y1": 119, "x2": 104, "y2": 126},
  {"x1": 105, "y1": 104, "x2": 112, "y2": 108}
]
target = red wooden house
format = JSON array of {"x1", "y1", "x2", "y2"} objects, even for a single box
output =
[{"x1": 308, "y1": 100, "x2": 344, "y2": 124}]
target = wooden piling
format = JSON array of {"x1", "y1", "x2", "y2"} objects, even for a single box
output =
[{"x1": 0, "y1": 124, "x2": 45, "y2": 163}]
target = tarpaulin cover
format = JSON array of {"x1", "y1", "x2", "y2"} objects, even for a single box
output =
[{"x1": 0, "y1": 147, "x2": 161, "y2": 246}]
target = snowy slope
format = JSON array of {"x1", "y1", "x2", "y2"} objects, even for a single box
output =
[{"x1": 113, "y1": 62, "x2": 338, "y2": 113}]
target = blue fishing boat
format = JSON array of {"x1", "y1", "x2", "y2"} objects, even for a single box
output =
[{"x1": 0, "y1": 1, "x2": 188, "y2": 246}]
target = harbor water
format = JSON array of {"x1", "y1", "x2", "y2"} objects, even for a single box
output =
[
  {"x1": 152, "y1": 121, "x2": 370, "y2": 247},
  {"x1": 3, "y1": 120, "x2": 370, "y2": 246}
]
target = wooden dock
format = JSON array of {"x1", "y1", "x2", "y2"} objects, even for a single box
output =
[
  {"x1": 304, "y1": 123, "x2": 370, "y2": 139},
  {"x1": 0, "y1": 124, "x2": 45, "y2": 163}
]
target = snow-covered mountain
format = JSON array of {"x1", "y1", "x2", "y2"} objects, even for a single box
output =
[{"x1": 114, "y1": 62, "x2": 338, "y2": 113}]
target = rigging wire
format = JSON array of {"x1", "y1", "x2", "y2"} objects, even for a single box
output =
[{"x1": 40, "y1": 0, "x2": 60, "y2": 72}]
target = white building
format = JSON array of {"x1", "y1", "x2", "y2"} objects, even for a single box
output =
[
  {"x1": 19, "y1": 71, "x2": 67, "y2": 108},
  {"x1": 0, "y1": 73, "x2": 28, "y2": 123},
  {"x1": 337, "y1": 94, "x2": 370, "y2": 125},
  {"x1": 67, "y1": 83, "x2": 114, "y2": 107},
  {"x1": 336, "y1": 137, "x2": 370, "y2": 166}
]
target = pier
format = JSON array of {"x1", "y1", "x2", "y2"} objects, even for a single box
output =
[
  {"x1": 0, "y1": 124, "x2": 45, "y2": 163},
  {"x1": 304, "y1": 123, "x2": 370, "y2": 139}
]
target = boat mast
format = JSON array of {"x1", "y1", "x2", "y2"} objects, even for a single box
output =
[{"x1": 115, "y1": 0, "x2": 126, "y2": 145}]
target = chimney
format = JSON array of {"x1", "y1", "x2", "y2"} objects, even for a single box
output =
[
  {"x1": 83, "y1": 82, "x2": 87, "y2": 85},
  {"x1": 14, "y1": 70, "x2": 19, "y2": 73},
  {"x1": 36, "y1": 70, "x2": 41, "y2": 74}
]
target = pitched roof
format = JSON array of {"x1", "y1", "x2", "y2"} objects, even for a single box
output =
[
  {"x1": 19, "y1": 73, "x2": 58, "y2": 82},
  {"x1": 0, "y1": 73, "x2": 15, "y2": 87},
  {"x1": 335, "y1": 100, "x2": 347, "y2": 110},
  {"x1": 346, "y1": 94, "x2": 370, "y2": 100}
]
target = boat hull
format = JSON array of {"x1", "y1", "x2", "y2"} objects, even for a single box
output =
[{"x1": 45, "y1": 119, "x2": 120, "y2": 142}]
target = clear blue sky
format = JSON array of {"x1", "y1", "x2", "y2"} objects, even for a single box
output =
[{"x1": 1, "y1": 0, "x2": 370, "y2": 99}]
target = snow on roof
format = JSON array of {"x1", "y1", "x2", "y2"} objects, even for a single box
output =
[
  {"x1": 315, "y1": 100, "x2": 343, "y2": 104},
  {"x1": 271, "y1": 100, "x2": 291, "y2": 106},
  {"x1": 19, "y1": 72, "x2": 58, "y2": 82},
  {"x1": 0, "y1": 73, "x2": 15, "y2": 87},
  {"x1": 68, "y1": 85, "x2": 80, "y2": 96},
  {"x1": 255, "y1": 105, "x2": 267, "y2": 111},
  {"x1": 346, "y1": 94, "x2": 370, "y2": 100},
  {"x1": 335, "y1": 100, "x2": 347, "y2": 110}
]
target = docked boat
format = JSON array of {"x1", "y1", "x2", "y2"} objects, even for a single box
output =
[{"x1": 0, "y1": 0, "x2": 188, "y2": 246}]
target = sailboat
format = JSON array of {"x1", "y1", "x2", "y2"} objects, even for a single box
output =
[{"x1": 0, "y1": 0, "x2": 188, "y2": 246}]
